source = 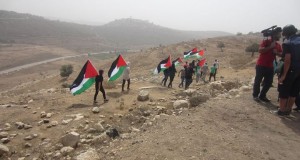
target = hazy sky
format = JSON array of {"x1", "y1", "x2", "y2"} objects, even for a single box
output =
[{"x1": 0, "y1": 0, "x2": 299, "y2": 33}]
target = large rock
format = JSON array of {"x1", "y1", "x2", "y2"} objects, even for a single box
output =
[
  {"x1": 189, "y1": 95, "x2": 210, "y2": 107},
  {"x1": 0, "y1": 132, "x2": 8, "y2": 139},
  {"x1": 0, "y1": 144, "x2": 9, "y2": 157},
  {"x1": 184, "y1": 89, "x2": 197, "y2": 96},
  {"x1": 137, "y1": 90, "x2": 149, "y2": 101},
  {"x1": 76, "y1": 148, "x2": 100, "y2": 160},
  {"x1": 60, "y1": 132, "x2": 80, "y2": 148},
  {"x1": 173, "y1": 100, "x2": 189, "y2": 109}
]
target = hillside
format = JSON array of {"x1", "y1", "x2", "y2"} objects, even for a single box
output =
[
  {"x1": 0, "y1": 10, "x2": 232, "y2": 52},
  {"x1": 1, "y1": 35, "x2": 300, "y2": 160}
]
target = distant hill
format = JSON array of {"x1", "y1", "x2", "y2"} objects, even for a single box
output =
[{"x1": 0, "y1": 10, "x2": 233, "y2": 52}]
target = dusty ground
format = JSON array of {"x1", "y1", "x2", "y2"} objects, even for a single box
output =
[{"x1": 1, "y1": 35, "x2": 300, "y2": 160}]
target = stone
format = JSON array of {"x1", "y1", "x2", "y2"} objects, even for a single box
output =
[
  {"x1": 76, "y1": 148, "x2": 100, "y2": 160},
  {"x1": 137, "y1": 90, "x2": 149, "y2": 101},
  {"x1": 15, "y1": 122, "x2": 25, "y2": 129},
  {"x1": 0, "y1": 144, "x2": 9, "y2": 156},
  {"x1": 24, "y1": 135, "x2": 34, "y2": 141},
  {"x1": 24, "y1": 143, "x2": 32, "y2": 148},
  {"x1": 24, "y1": 124, "x2": 33, "y2": 129},
  {"x1": 184, "y1": 89, "x2": 197, "y2": 96},
  {"x1": 106, "y1": 128, "x2": 119, "y2": 139},
  {"x1": 60, "y1": 132, "x2": 80, "y2": 148},
  {"x1": 40, "y1": 111, "x2": 47, "y2": 118},
  {"x1": 1, "y1": 138, "x2": 10, "y2": 144},
  {"x1": 189, "y1": 95, "x2": 210, "y2": 107},
  {"x1": 51, "y1": 121, "x2": 59, "y2": 126},
  {"x1": 173, "y1": 100, "x2": 189, "y2": 109},
  {"x1": 46, "y1": 113, "x2": 52, "y2": 118},
  {"x1": 0, "y1": 132, "x2": 8, "y2": 139},
  {"x1": 43, "y1": 119, "x2": 50, "y2": 123},
  {"x1": 92, "y1": 107, "x2": 100, "y2": 113},
  {"x1": 62, "y1": 119, "x2": 73, "y2": 125},
  {"x1": 60, "y1": 146, "x2": 74, "y2": 156}
]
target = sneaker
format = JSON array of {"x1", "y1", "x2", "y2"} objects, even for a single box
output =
[
  {"x1": 104, "y1": 99, "x2": 109, "y2": 102},
  {"x1": 293, "y1": 107, "x2": 300, "y2": 112},
  {"x1": 253, "y1": 97, "x2": 260, "y2": 102},
  {"x1": 93, "y1": 101, "x2": 98, "y2": 104},
  {"x1": 259, "y1": 97, "x2": 271, "y2": 102},
  {"x1": 277, "y1": 110, "x2": 290, "y2": 116}
]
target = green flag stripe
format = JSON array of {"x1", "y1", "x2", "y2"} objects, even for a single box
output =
[
  {"x1": 109, "y1": 66, "x2": 125, "y2": 81},
  {"x1": 71, "y1": 78, "x2": 95, "y2": 95}
]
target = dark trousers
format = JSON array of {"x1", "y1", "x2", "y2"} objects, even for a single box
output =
[
  {"x1": 161, "y1": 75, "x2": 169, "y2": 86},
  {"x1": 122, "y1": 79, "x2": 130, "y2": 91},
  {"x1": 168, "y1": 75, "x2": 175, "y2": 88},
  {"x1": 253, "y1": 65, "x2": 273, "y2": 98},
  {"x1": 209, "y1": 73, "x2": 216, "y2": 81},
  {"x1": 185, "y1": 78, "x2": 193, "y2": 90},
  {"x1": 179, "y1": 76, "x2": 185, "y2": 88},
  {"x1": 94, "y1": 86, "x2": 106, "y2": 101}
]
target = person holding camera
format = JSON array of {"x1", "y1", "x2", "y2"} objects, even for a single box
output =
[
  {"x1": 277, "y1": 25, "x2": 300, "y2": 116},
  {"x1": 253, "y1": 27, "x2": 282, "y2": 102}
]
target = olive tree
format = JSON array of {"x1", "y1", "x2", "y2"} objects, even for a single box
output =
[{"x1": 245, "y1": 43, "x2": 259, "y2": 57}]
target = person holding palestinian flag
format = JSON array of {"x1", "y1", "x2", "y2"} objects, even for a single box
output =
[
  {"x1": 108, "y1": 55, "x2": 127, "y2": 81},
  {"x1": 153, "y1": 55, "x2": 172, "y2": 86},
  {"x1": 94, "y1": 69, "x2": 109, "y2": 104}
]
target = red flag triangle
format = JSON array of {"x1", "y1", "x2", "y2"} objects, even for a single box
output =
[
  {"x1": 85, "y1": 60, "x2": 99, "y2": 78},
  {"x1": 117, "y1": 55, "x2": 127, "y2": 68},
  {"x1": 198, "y1": 58, "x2": 206, "y2": 67}
]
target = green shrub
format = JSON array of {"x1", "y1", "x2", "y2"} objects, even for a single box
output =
[{"x1": 60, "y1": 64, "x2": 73, "y2": 78}]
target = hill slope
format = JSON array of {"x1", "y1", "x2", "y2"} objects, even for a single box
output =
[{"x1": 0, "y1": 10, "x2": 232, "y2": 51}]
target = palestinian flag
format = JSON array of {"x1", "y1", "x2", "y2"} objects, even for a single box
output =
[
  {"x1": 108, "y1": 55, "x2": 127, "y2": 81},
  {"x1": 172, "y1": 57, "x2": 183, "y2": 66},
  {"x1": 183, "y1": 48, "x2": 198, "y2": 59},
  {"x1": 154, "y1": 55, "x2": 172, "y2": 74},
  {"x1": 192, "y1": 50, "x2": 205, "y2": 59},
  {"x1": 198, "y1": 58, "x2": 206, "y2": 67},
  {"x1": 70, "y1": 60, "x2": 98, "y2": 95}
]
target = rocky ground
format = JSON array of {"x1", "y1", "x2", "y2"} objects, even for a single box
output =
[{"x1": 1, "y1": 35, "x2": 300, "y2": 160}]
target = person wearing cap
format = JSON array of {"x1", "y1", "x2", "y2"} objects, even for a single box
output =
[
  {"x1": 122, "y1": 62, "x2": 131, "y2": 91},
  {"x1": 253, "y1": 27, "x2": 282, "y2": 102},
  {"x1": 277, "y1": 24, "x2": 300, "y2": 116}
]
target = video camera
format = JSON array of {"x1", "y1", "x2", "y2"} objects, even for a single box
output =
[{"x1": 261, "y1": 25, "x2": 282, "y2": 37}]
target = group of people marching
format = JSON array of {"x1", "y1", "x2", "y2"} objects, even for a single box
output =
[{"x1": 161, "y1": 59, "x2": 219, "y2": 90}]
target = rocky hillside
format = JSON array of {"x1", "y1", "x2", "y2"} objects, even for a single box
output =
[{"x1": 1, "y1": 35, "x2": 300, "y2": 160}]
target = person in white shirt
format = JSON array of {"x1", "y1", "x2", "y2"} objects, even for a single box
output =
[{"x1": 122, "y1": 62, "x2": 131, "y2": 91}]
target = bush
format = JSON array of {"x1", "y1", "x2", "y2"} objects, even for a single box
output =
[
  {"x1": 217, "y1": 42, "x2": 225, "y2": 52},
  {"x1": 245, "y1": 43, "x2": 259, "y2": 57},
  {"x1": 60, "y1": 64, "x2": 73, "y2": 78}
]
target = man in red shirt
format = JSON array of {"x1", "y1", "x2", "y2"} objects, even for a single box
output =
[{"x1": 253, "y1": 27, "x2": 282, "y2": 102}]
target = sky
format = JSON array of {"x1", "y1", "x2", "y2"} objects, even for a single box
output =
[{"x1": 0, "y1": 0, "x2": 299, "y2": 34}]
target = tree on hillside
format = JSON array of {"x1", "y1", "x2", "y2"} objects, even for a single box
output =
[
  {"x1": 236, "y1": 32, "x2": 242, "y2": 36},
  {"x1": 217, "y1": 42, "x2": 225, "y2": 52},
  {"x1": 245, "y1": 43, "x2": 259, "y2": 57},
  {"x1": 60, "y1": 64, "x2": 73, "y2": 78}
]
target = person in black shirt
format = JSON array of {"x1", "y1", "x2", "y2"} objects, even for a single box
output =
[
  {"x1": 168, "y1": 63, "x2": 177, "y2": 88},
  {"x1": 185, "y1": 63, "x2": 194, "y2": 90},
  {"x1": 161, "y1": 68, "x2": 169, "y2": 87},
  {"x1": 94, "y1": 69, "x2": 108, "y2": 103}
]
